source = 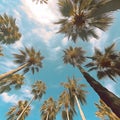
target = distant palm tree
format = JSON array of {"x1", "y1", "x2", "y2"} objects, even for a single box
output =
[
  {"x1": 85, "y1": 43, "x2": 120, "y2": 81},
  {"x1": 41, "y1": 97, "x2": 58, "y2": 120},
  {"x1": 58, "y1": 90, "x2": 75, "y2": 120},
  {"x1": 0, "y1": 74, "x2": 24, "y2": 94},
  {"x1": 32, "y1": 0, "x2": 48, "y2": 4},
  {"x1": 0, "y1": 45, "x2": 3, "y2": 56},
  {"x1": 6, "y1": 100, "x2": 31, "y2": 120},
  {"x1": 17, "y1": 80, "x2": 46, "y2": 120},
  {"x1": 61, "y1": 76, "x2": 87, "y2": 120},
  {"x1": 63, "y1": 46, "x2": 120, "y2": 118},
  {"x1": 0, "y1": 47, "x2": 44, "y2": 80},
  {"x1": 55, "y1": 0, "x2": 113, "y2": 42},
  {"x1": 95, "y1": 99, "x2": 120, "y2": 120},
  {"x1": 0, "y1": 13, "x2": 21, "y2": 44}
]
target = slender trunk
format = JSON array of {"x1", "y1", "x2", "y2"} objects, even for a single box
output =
[
  {"x1": 0, "y1": 63, "x2": 29, "y2": 80},
  {"x1": 74, "y1": 94, "x2": 86, "y2": 120},
  {"x1": 66, "y1": 108, "x2": 70, "y2": 120},
  {"x1": 77, "y1": 65, "x2": 120, "y2": 118},
  {"x1": 16, "y1": 96, "x2": 34, "y2": 120},
  {"x1": 46, "y1": 113, "x2": 49, "y2": 120}
]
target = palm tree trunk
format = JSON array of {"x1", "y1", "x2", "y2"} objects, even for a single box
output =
[
  {"x1": 16, "y1": 96, "x2": 34, "y2": 120},
  {"x1": 74, "y1": 94, "x2": 86, "y2": 120},
  {"x1": 66, "y1": 108, "x2": 70, "y2": 120},
  {"x1": 0, "y1": 63, "x2": 29, "y2": 80},
  {"x1": 46, "y1": 113, "x2": 49, "y2": 120},
  {"x1": 77, "y1": 65, "x2": 120, "y2": 118}
]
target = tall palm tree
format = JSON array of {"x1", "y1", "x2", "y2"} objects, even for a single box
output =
[
  {"x1": 40, "y1": 97, "x2": 58, "y2": 120},
  {"x1": 85, "y1": 43, "x2": 120, "y2": 81},
  {"x1": 32, "y1": 0, "x2": 48, "y2": 4},
  {"x1": 0, "y1": 13, "x2": 21, "y2": 44},
  {"x1": 61, "y1": 76, "x2": 87, "y2": 120},
  {"x1": 0, "y1": 47, "x2": 44, "y2": 80},
  {"x1": 17, "y1": 80, "x2": 46, "y2": 120},
  {"x1": 0, "y1": 74, "x2": 24, "y2": 94},
  {"x1": 95, "y1": 99, "x2": 120, "y2": 120},
  {"x1": 0, "y1": 45, "x2": 3, "y2": 56},
  {"x1": 63, "y1": 46, "x2": 120, "y2": 118},
  {"x1": 58, "y1": 90, "x2": 75, "y2": 120},
  {"x1": 55, "y1": 0, "x2": 113, "y2": 42},
  {"x1": 6, "y1": 100, "x2": 31, "y2": 120}
]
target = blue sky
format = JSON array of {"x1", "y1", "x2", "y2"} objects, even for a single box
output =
[{"x1": 0, "y1": 0, "x2": 120, "y2": 120}]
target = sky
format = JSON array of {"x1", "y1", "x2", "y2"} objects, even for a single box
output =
[{"x1": 0, "y1": 0, "x2": 120, "y2": 120}]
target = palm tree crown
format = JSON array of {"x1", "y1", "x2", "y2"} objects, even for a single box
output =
[
  {"x1": 0, "y1": 74, "x2": 24, "y2": 94},
  {"x1": 95, "y1": 99, "x2": 120, "y2": 120},
  {"x1": 13, "y1": 47, "x2": 44, "y2": 74},
  {"x1": 40, "y1": 97, "x2": 58, "y2": 120},
  {"x1": 55, "y1": 0, "x2": 113, "y2": 42},
  {"x1": 85, "y1": 43, "x2": 120, "y2": 81},
  {"x1": 0, "y1": 13, "x2": 21, "y2": 44},
  {"x1": 6, "y1": 100, "x2": 31, "y2": 120},
  {"x1": 31, "y1": 80, "x2": 46, "y2": 100},
  {"x1": 58, "y1": 90, "x2": 75, "y2": 120},
  {"x1": 63, "y1": 46, "x2": 86, "y2": 66}
]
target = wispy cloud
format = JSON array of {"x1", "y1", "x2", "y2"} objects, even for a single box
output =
[
  {"x1": 90, "y1": 29, "x2": 108, "y2": 52},
  {"x1": 1, "y1": 93, "x2": 19, "y2": 104}
]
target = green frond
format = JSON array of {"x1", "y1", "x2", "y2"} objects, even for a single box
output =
[{"x1": 58, "y1": 0, "x2": 74, "y2": 17}]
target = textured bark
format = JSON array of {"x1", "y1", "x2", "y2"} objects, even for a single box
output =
[
  {"x1": 74, "y1": 94, "x2": 86, "y2": 120},
  {"x1": 0, "y1": 63, "x2": 29, "y2": 80},
  {"x1": 77, "y1": 65, "x2": 120, "y2": 118}
]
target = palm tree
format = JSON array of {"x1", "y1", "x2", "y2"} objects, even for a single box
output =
[
  {"x1": 61, "y1": 76, "x2": 87, "y2": 120},
  {"x1": 0, "y1": 13, "x2": 21, "y2": 44},
  {"x1": 85, "y1": 43, "x2": 120, "y2": 81},
  {"x1": 0, "y1": 45, "x2": 3, "y2": 56},
  {"x1": 32, "y1": 0, "x2": 48, "y2": 4},
  {"x1": 95, "y1": 99, "x2": 120, "y2": 120},
  {"x1": 58, "y1": 90, "x2": 75, "y2": 120},
  {"x1": 55, "y1": 0, "x2": 113, "y2": 42},
  {"x1": 40, "y1": 97, "x2": 58, "y2": 120},
  {"x1": 6, "y1": 100, "x2": 31, "y2": 120},
  {"x1": 0, "y1": 74, "x2": 24, "y2": 94},
  {"x1": 63, "y1": 46, "x2": 120, "y2": 118},
  {"x1": 17, "y1": 80, "x2": 46, "y2": 120},
  {"x1": 0, "y1": 47, "x2": 44, "y2": 80}
]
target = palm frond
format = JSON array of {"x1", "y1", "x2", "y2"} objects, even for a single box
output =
[{"x1": 58, "y1": 0, "x2": 74, "y2": 17}]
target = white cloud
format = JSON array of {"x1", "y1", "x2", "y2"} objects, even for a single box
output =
[
  {"x1": 90, "y1": 29, "x2": 108, "y2": 52},
  {"x1": 1, "y1": 93, "x2": 19, "y2": 104},
  {"x1": 20, "y1": 0, "x2": 59, "y2": 26},
  {"x1": 32, "y1": 28, "x2": 55, "y2": 46},
  {"x1": 62, "y1": 37, "x2": 69, "y2": 46}
]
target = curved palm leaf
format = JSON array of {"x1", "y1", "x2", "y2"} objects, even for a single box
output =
[
  {"x1": 0, "y1": 45, "x2": 3, "y2": 56},
  {"x1": 0, "y1": 13, "x2": 21, "y2": 44}
]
